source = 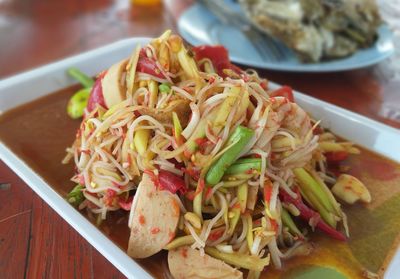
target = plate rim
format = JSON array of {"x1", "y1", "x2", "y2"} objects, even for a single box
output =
[{"x1": 178, "y1": 3, "x2": 395, "y2": 72}]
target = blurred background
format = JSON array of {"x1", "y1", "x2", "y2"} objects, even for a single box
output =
[{"x1": 0, "y1": 0, "x2": 399, "y2": 127}]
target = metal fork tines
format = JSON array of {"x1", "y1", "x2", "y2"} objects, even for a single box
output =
[{"x1": 241, "y1": 26, "x2": 287, "y2": 62}]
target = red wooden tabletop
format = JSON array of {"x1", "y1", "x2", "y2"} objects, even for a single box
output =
[{"x1": 0, "y1": 0, "x2": 399, "y2": 278}]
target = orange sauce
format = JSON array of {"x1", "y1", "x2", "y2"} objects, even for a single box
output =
[{"x1": 0, "y1": 86, "x2": 399, "y2": 278}]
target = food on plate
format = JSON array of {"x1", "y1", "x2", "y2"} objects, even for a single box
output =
[
  {"x1": 66, "y1": 68, "x2": 94, "y2": 119},
  {"x1": 168, "y1": 246, "x2": 243, "y2": 278},
  {"x1": 127, "y1": 173, "x2": 180, "y2": 258},
  {"x1": 63, "y1": 31, "x2": 372, "y2": 277},
  {"x1": 239, "y1": 0, "x2": 381, "y2": 62}
]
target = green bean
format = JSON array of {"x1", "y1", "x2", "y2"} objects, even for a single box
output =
[
  {"x1": 206, "y1": 126, "x2": 255, "y2": 185},
  {"x1": 67, "y1": 88, "x2": 90, "y2": 119},
  {"x1": 225, "y1": 158, "x2": 261, "y2": 175},
  {"x1": 172, "y1": 112, "x2": 182, "y2": 140},
  {"x1": 213, "y1": 86, "x2": 240, "y2": 133},
  {"x1": 164, "y1": 235, "x2": 195, "y2": 250},
  {"x1": 67, "y1": 184, "x2": 84, "y2": 206},
  {"x1": 246, "y1": 214, "x2": 253, "y2": 251},
  {"x1": 221, "y1": 179, "x2": 247, "y2": 188},
  {"x1": 205, "y1": 247, "x2": 270, "y2": 272},
  {"x1": 185, "y1": 118, "x2": 207, "y2": 155},
  {"x1": 67, "y1": 67, "x2": 94, "y2": 88},
  {"x1": 294, "y1": 168, "x2": 336, "y2": 215},
  {"x1": 217, "y1": 187, "x2": 228, "y2": 194},
  {"x1": 237, "y1": 183, "x2": 248, "y2": 213},
  {"x1": 223, "y1": 173, "x2": 254, "y2": 181},
  {"x1": 185, "y1": 108, "x2": 220, "y2": 156},
  {"x1": 148, "y1": 80, "x2": 158, "y2": 108},
  {"x1": 228, "y1": 207, "x2": 240, "y2": 235},
  {"x1": 299, "y1": 188, "x2": 337, "y2": 228},
  {"x1": 281, "y1": 208, "x2": 303, "y2": 238},
  {"x1": 193, "y1": 187, "x2": 203, "y2": 220},
  {"x1": 309, "y1": 169, "x2": 343, "y2": 217},
  {"x1": 210, "y1": 195, "x2": 218, "y2": 210}
]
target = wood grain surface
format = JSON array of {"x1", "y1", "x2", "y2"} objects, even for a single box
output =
[{"x1": 0, "y1": 0, "x2": 399, "y2": 278}]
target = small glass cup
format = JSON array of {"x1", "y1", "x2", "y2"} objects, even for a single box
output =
[{"x1": 131, "y1": 0, "x2": 161, "y2": 5}]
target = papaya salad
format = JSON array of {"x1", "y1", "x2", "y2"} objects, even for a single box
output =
[{"x1": 63, "y1": 31, "x2": 372, "y2": 278}]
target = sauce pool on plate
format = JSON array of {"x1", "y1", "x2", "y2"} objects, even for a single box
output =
[{"x1": 0, "y1": 85, "x2": 399, "y2": 278}]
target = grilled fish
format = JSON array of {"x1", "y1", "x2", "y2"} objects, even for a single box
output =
[{"x1": 240, "y1": 0, "x2": 381, "y2": 62}]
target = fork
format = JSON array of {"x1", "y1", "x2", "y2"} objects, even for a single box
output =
[{"x1": 197, "y1": 0, "x2": 288, "y2": 62}]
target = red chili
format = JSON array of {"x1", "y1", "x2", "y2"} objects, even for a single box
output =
[
  {"x1": 270, "y1": 86, "x2": 295, "y2": 103},
  {"x1": 260, "y1": 81, "x2": 268, "y2": 90},
  {"x1": 185, "y1": 190, "x2": 196, "y2": 201},
  {"x1": 137, "y1": 48, "x2": 166, "y2": 79},
  {"x1": 112, "y1": 181, "x2": 122, "y2": 188},
  {"x1": 144, "y1": 169, "x2": 161, "y2": 187},
  {"x1": 183, "y1": 149, "x2": 192, "y2": 159},
  {"x1": 208, "y1": 228, "x2": 224, "y2": 241},
  {"x1": 205, "y1": 186, "x2": 213, "y2": 200},
  {"x1": 80, "y1": 149, "x2": 90, "y2": 155},
  {"x1": 118, "y1": 196, "x2": 133, "y2": 211},
  {"x1": 192, "y1": 45, "x2": 242, "y2": 77},
  {"x1": 104, "y1": 189, "x2": 117, "y2": 207},
  {"x1": 263, "y1": 181, "x2": 273, "y2": 204},
  {"x1": 195, "y1": 137, "x2": 209, "y2": 154},
  {"x1": 232, "y1": 202, "x2": 241, "y2": 209},
  {"x1": 194, "y1": 138, "x2": 208, "y2": 146},
  {"x1": 325, "y1": 151, "x2": 349, "y2": 162},
  {"x1": 87, "y1": 71, "x2": 107, "y2": 112},
  {"x1": 313, "y1": 125, "x2": 324, "y2": 135},
  {"x1": 173, "y1": 131, "x2": 185, "y2": 146},
  {"x1": 194, "y1": 178, "x2": 205, "y2": 198},
  {"x1": 158, "y1": 170, "x2": 188, "y2": 195},
  {"x1": 280, "y1": 189, "x2": 346, "y2": 241},
  {"x1": 270, "y1": 218, "x2": 278, "y2": 233},
  {"x1": 182, "y1": 167, "x2": 200, "y2": 181}
]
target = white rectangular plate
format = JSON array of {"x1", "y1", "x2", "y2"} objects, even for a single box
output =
[{"x1": 0, "y1": 38, "x2": 399, "y2": 278}]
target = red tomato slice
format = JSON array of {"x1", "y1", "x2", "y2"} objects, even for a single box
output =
[
  {"x1": 158, "y1": 170, "x2": 187, "y2": 194},
  {"x1": 192, "y1": 45, "x2": 242, "y2": 77},
  {"x1": 325, "y1": 151, "x2": 349, "y2": 162},
  {"x1": 118, "y1": 196, "x2": 133, "y2": 211},
  {"x1": 86, "y1": 47, "x2": 166, "y2": 112},
  {"x1": 270, "y1": 86, "x2": 295, "y2": 102},
  {"x1": 137, "y1": 48, "x2": 166, "y2": 79},
  {"x1": 87, "y1": 71, "x2": 107, "y2": 112}
]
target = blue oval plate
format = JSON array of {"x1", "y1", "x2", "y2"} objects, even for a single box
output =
[{"x1": 178, "y1": 3, "x2": 395, "y2": 72}]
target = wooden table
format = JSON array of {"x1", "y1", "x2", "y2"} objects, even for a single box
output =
[{"x1": 0, "y1": 0, "x2": 399, "y2": 278}]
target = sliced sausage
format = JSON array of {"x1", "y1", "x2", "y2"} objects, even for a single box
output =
[
  {"x1": 168, "y1": 246, "x2": 243, "y2": 279},
  {"x1": 127, "y1": 173, "x2": 180, "y2": 258},
  {"x1": 101, "y1": 59, "x2": 128, "y2": 108}
]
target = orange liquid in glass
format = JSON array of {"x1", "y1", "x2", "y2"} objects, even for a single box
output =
[{"x1": 131, "y1": 0, "x2": 161, "y2": 5}]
